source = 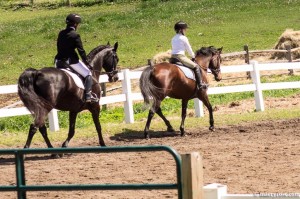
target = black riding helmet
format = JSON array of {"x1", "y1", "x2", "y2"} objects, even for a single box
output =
[
  {"x1": 66, "y1": 13, "x2": 82, "y2": 25},
  {"x1": 174, "y1": 21, "x2": 188, "y2": 32}
]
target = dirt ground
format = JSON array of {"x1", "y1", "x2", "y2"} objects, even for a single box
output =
[
  {"x1": 0, "y1": 53, "x2": 299, "y2": 198},
  {"x1": 0, "y1": 115, "x2": 299, "y2": 198}
]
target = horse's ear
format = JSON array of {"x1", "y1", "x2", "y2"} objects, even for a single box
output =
[
  {"x1": 113, "y1": 42, "x2": 118, "y2": 52},
  {"x1": 107, "y1": 41, "x2": 110, "y2": 46},
  {"x1": 218, "y1": 47, "x2": 223, "y2": 52}
]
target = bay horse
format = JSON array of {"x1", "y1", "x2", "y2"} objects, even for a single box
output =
[
  {"x1": 18, "y1": 42, "x2": 119, "y2": 149},
  {"x1": 139, "y1": 46, "x2": 222, "y2": 138}
]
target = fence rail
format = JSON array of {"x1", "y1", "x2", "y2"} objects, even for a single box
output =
[
  {"x1": 0, "y1": 60, "x2": 299, "y2": 131},
  {"x1": 0, "y1": 145, "x2": 183, "y2": 199}
]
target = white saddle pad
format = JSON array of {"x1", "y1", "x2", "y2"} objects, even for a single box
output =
[
  {"x1": 176, "y1": 65, "x2": 195, "y2": 81},
  {"x1": 61, "y1": 69, "x2": 84, "y2": 89}
]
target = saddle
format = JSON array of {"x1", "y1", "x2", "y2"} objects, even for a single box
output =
[
  {"x1": 169, "y1": 57, "x2": 185, "y2": 67},
  {"x1": 56, "y1": 60, "x2": 85, "y2": 89},
  {"x1": 169, "y1": 57, "x2": 195, "y2": 80}
]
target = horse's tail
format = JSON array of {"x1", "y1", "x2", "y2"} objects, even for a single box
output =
[
  {"x1": 18, "y1": 68, "x2": 52, "y2": 117},
  {"x1": 139, "y1": 66, "x2": 162, "y2": 108}
]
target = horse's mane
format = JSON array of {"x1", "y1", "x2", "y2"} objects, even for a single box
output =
[
  {"x1": 87, "y1": 44, "x2": 110, "y2": 62},
  {"x1": 195, "y1": 46, "x2": 217, "y2": 56}
]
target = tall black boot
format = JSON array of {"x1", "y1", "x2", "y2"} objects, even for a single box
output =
[
  {"x1": 193, "y1": 66, "x2": 207, "y2": 89},
  {"x1": 84, "y1": 75, "x2": 93, "y2": 103}
]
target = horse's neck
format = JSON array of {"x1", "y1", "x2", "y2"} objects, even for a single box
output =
[
  {"x1": 90, "y1": 52, "x2": 105, "y2": 81},
  {"x1": 197, "y1": 58, "x2": 209, "y2": 72},
  {"x1": 92, "y1": 71, "x2": 101, "y2": 82}
]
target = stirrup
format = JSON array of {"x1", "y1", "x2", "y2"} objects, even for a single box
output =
[
  {"x1": 85, "y1": 92, "x2": 99, "y2": 103},
  {"x1": 198, "y1": 83, "x2": 209, "y2": 90}
]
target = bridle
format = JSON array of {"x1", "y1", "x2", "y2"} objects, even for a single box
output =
[
  {"x1": 103, "y1": 52, "x2": 118, "y2": 75},
  {"x1": 91, "y1": 50, "x2": 119, "y2": 76},
  {"x1": 208, "y1": 53, "x2": 221, "y2": 75}
]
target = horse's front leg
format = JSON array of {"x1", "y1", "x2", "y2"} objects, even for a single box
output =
[
  {"x1": 199, "y1": 94, "x2": 215, "y2": 131},
  {"x1": 179, "y1": 100, "x2": 188, "y2": 136},
  {"x1": 62, "y1": 111, "x2": 78, "y2": 148},
  {"x1": 90, "y1": 105, "x2": 106, "y2": 147}
]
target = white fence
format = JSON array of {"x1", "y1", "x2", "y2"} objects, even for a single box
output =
[
  {"x1": 0, "y1": 60, "x2": 299, "y2": 131},
  {"x1": 203, "y1": 183, "x2": 300, "y2": 199}
]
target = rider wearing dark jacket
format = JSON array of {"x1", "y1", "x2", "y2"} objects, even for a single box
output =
[
  {"x1": 55, "y1": 13, "x2": 95, "y2": 103},
  {"x1": 55, "y1": 26, "x2": 88, "y2": 65}
]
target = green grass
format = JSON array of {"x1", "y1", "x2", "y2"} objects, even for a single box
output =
[
  {"x1": 1, "y1": 0, "x2": 300, "y2": 84},
  {"x1": 0, "y1": 0, "x2": 300, "y2": 146}
]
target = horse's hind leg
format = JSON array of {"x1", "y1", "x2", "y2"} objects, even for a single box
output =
[
  {"x1": 144, "y1": 101, "x2": 174, "y2": 139},
  {"x1": 24, "y1": 111, "x2": 53, "y2": 149},
  {"x1": 179, "y1": 100, "x2": 188, "y2": 136},
  {"x1": 144, "y1": 108, "x2": 155, "y2": 139},
  {"x1": 24, "y1": 124, "x2": 38, "y2": 148},
  {"x1": 39, "y1": 125, "x2": 54, "y2": 148},
  {"x1": 156, "y1": 107, "x2": 174, "y2": 132},
  {"x1": 39, "y1": 124, "x2": 59, "y2": 158}
]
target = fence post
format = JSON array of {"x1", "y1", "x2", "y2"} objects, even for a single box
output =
[
  {"x1": 193, "y1": 99, "x2": 204, "y2": 117},
  {"x1": 181, "y1": 152, "x2": 203, "y2": 199},
  {"x1": 66, "y1": 0, "x2": 71, "y2": 6},
  {"x1": 244, "y1": 45, "x2": 251, "y2": 79},
  {"x1": 250, "y1": 60, "x2": 264, "y2": 112},
  {"x1": 101, "y1": 83, "x2": 107, "y2": 110},
  {"x1": 122, "y1": 69, "x2": 134, "y2": 123},
  {"x1": 15, "y1": 151, "x2": 26, "y2": 199},
  {"x1": 285, "y1": 45, "x2": 294, "y2": 75},
  {"x1": 203, "y1": 183, "x2": 227, "y2": 199},
  {"x1": 48, "y1": 109, "x2": 59, "y2": 131}
]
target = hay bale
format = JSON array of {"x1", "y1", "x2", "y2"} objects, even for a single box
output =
[
  {"x1": 272, "y1": 29, "x2": 300, "y2": 59},
  {"x1": 152, "y1": 50, "x2": 171, "y2": 64}
]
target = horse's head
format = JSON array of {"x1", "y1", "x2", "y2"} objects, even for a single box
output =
[
  {"x1": 87, "y1": 42, "x2": 119, "y2": 82},
  {"x1": 208, "y1": 46, "x2": 222, "y2": 82},
  {"x1": 195, "y1": 46, "x2": 222, "y2": 82},
  {"x1": 102, "y1": 42, "x2": 119, "y2": 82}
]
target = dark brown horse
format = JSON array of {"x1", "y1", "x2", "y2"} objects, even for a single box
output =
[
  {"x1": 18, "y1": 42, "x2": 119, "y2": 149},
  {"x1": 139, "y1": 46, "x2": 222, "y2": 138}
]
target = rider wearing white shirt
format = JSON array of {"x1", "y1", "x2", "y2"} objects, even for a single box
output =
[{"x1": 171, "y1": 21, "x2": 206, "y2": 89}]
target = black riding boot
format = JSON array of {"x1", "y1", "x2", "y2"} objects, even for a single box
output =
[
  {"x1": 193, "y1": 66, "x2": 207, "y2": 89},
  {"x1": 84, "y1": 75, "x2": 93, "y2": 103}
]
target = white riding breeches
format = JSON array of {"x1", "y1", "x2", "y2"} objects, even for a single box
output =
[
  {"x1": 55, "y1": 60, "x2": 92, "y2": 78},
  {"x1": 69, "y1": 60, "x2": 92, "y2": 78}
]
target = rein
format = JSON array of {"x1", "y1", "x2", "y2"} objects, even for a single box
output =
[
  {"x1": 100, "y1": 70, "x2": 119, "y2": 75},
  {"x1": 92, "y1": 69, "x2": 119, "y2": 75}
]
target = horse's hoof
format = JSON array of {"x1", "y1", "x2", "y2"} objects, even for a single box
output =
[
  {"x1": 51, "y1": 154, "x2": 61, "y2": 159},
  {"x1": 167, "y1": 127, "x2": 175, "y2": 132},
  {"x1": 209, "y1": 126, "x2": 215, "y2": 132},
  {"x1": 144, "y1": 132, "x2": 150, "y2": 140}
]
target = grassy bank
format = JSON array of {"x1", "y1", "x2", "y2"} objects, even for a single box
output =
[{"x1": 1, "y1": 0, "x2": 300, "y2": 84}]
